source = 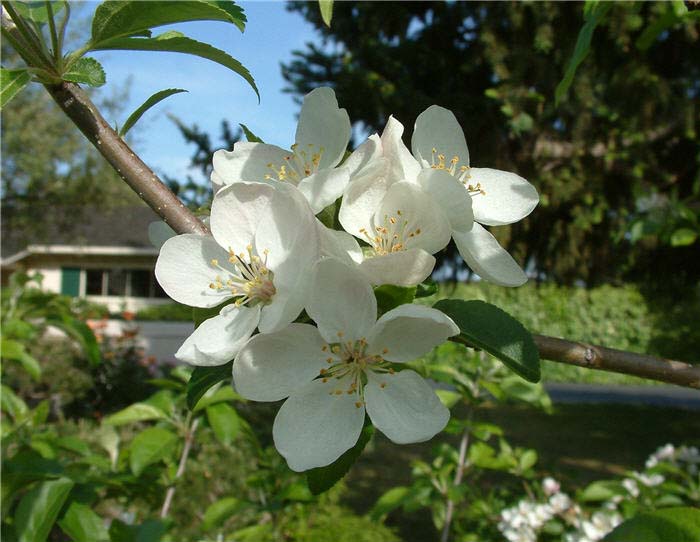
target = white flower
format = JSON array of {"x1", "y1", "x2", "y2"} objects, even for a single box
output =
[
  {"x1": 542, "y1": 477, "x2": 561, "y2": 496},
  {"x1": 411, "y1": 105, "x2": 539, "y2": 286},
  {"x1": 634, "y1": 471, "x2": 665, "y2": 487},
  {"x1": 212, "y1": 87, "x2": 351, "y2": 213},
  {"x1": 155, "y1": 181, "x2": 318, "y2": 365},
  {"x1": 232, "y1": 258, "x2": 458, "y2": 471},
  {"x1": 621, "y1": 478, "x2": 639, "y2": 498},
  {"x1": 549, "y1": 492, "x2": 572, "y2": 513},
  {"x1": 645, "y1": 443, "x2": 675, "y2": 468}
]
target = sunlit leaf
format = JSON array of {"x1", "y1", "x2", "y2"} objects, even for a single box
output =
[
  {"x1": 318, "y1": 0, "x2": 333, "y2": 27},
  {"x1": 129, "y1": 427, "x2": 178, "y2": 476},
  {"x1": 1, "y1": 68, "x2": 32, "y2": 109},
  {"x1": 63, "y1": 57, "x2": 106, "y2": 87},
  {"x1": 15, "y1": 478, "x2": 74, "y2": 542},
  {"x1": 119, "y1": 88, "x2": 188, "y2": 137}
]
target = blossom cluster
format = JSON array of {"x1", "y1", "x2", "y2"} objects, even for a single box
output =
[{"x1": 153, "y1": 88, "x2": 538, "y2": 471}]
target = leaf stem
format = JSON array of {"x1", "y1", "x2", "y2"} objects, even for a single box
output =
[
  {"x1": 44, "y1": 1, "x2": 61, "y2": 67},
  {"x1": 160, "y1": 415, "x2": 200, "y2": 518}
]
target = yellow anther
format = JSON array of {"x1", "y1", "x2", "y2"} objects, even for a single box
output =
[
  {"x1": 322, "y1": 345, "x2": 328, "y2": 352},
  {"x1": 210, "y1": 259, "x2": 218, "y2": 266},
  {"x1": 380, "y1": 382, "x2": 387, "y2": 389},
  {"x1": 337, "y1": 331, "x2": 344, "y2": 338},
  {"x1": 382, "y1": 348, "x2": 389, "y2": 354},
  {"x1": 354, "y1": 401, "x2": 363, "y2": 408},
  {"x1": 334, "y1": 389, "x2": 343, "y2": 396},
  {"x1": 326, "y1": 357, "x2": 334, "y2": 363}
]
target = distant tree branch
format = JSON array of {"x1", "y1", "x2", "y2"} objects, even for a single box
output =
[{"x1": 533, "y1": 334, "x2": 700, "y2": 389}]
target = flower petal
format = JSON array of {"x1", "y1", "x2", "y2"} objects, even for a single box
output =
[
  {"x1": 452, "y1": 223, "x2": 528, "y2": 287},
  {"x1": 258, "y1": 278, "x2": 307, "y2": 334},
  {"x1": 343, "y1": 134, "x2": 383, "y2": 180},
  {"x1": 295, "y1": 87, "x2": 351, "y2": 169},
  {"x1": 273, "y1": 375, "x2": 365, "y2": 471},
  {"x1": 412, "y1": 105, "x2": 469, "y2": 171},
  {"x1": 381, "y1": 115, "x2": 421, "y2": 183},
  {"x1": 418, "y1": 169, "x2": 474, "y2": 233},
  {"x1": 358, "y1": 249, "x2": 435, "y2": 287},
  {"x1": 306, "y1": 258, "x2": 377, "y2": 343},
  {"x1": 469, "y1": 168, "x2": 539, "y2": 226},
  {"x1": 212, "y1": 142, "x2": 290, "y2": 184},
  {"x1": 317, "y1": 220, "x2": 363, "y2": 265},
  {"x1": 210, "y1": 181, "x2": 276, "y2": 252},
  {"x1": 297, "y1": 167, "x2": 350, "y2": 214},
  {"x1": 154, "y1": 234, "x2": 232, "y2": 308},
  {"x1": 233, "y1": 323, "x2": 328, "y2": 401},
  {"x1": 376, "y1": 181, "x2": 452, "y2": 254},
  {"x1": 367, "y1": 304, "x2": 459, "y2": 362},
  {"x1": 175, "y1": 304, "x2": 260, "y2": 366},
  {"x1": 338, "y1": 158, "x2": 391, "y2": 238},
  {"x1": 365, "y1": 370, "x2": 449, "y2": 444}
]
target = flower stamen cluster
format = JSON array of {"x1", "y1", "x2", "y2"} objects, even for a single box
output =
[
  {"x1": 265, "y1": 143, "x2": 325, "y2": 182},
  {"x1": 359, "y1": 209, "x2": 423, "y2": 256},
  {"x1": 208, "y1": 245, "x2": 276, "y2": 307}
]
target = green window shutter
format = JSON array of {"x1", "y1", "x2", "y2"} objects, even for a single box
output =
[{"x1": 60, "y1": 267, "x2": 81, "y2": 296}]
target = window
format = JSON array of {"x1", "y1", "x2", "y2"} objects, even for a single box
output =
[
  {"x1": 86, "y1": 269, "x2": 106, "y2": 295},
  {"x1": 83, "y1": 269, "x2": 165, "y2": 299},
  {"x1": 130, "y1": 270, "x2": 151, "y2": 298}
]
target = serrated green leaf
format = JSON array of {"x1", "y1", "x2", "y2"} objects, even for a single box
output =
[
  {"x1": 15, "y1": 477, "x2": 74, "y2": 542},
  {"x1": 319, "y1": 0, "x2": 333, "y2": 27},
  {"x1": 670, "y1": 228, "x2": 697, "y2": 247},
  {"x1": 1, "y1": 338, "x2": 41, "y2": 380},
  {"x1": 603, "y1": 507, "x2": 700, "y2": 542},
  {"x1": 119, "y1": 88, "x2": 187, "y2": 137},
  {"x1": 434, "y1": 299, "x2": 540, "y2": 382},
  {"x1": 370, "y1": 486, "x2": 410, "y2": 520},
  {"x1": 240, "y1": 123, "x2": 263, "y2": 143},
  {"x1": 555, "y1": 1, "x2": 612, "y2": 105},
  {"x1": 187, "y1": 363, "x2": 233, "y2": 410},
  {"x1": 104, "y1": 403, "x2": 168, "y2": 426},
  {"x1": 129, "y1": 427, "x2": 178, "y2": 476},
  {"x1": 1, "y1": 68, "x2": 32, "y2": 109},
  {"x1": 374, "y1": 285, "x2": 416, "y2": 315},
  {"x1": 202, "y1": 497, "x2": 242, "y2": 531},
  {"x1": 307, "y1": 422, "x2": 374, "y2": 495},
  {"x1": 91, "y1": 0, "x2": 246, "y2": 47},
  {"x1": 91, "y1": 33, "x2": 258, "y2": 98},
  {"x1": 63, "y1": 57, "x2": 106, "y2": 87},
  {"x1": 58, "y1": 502, "x2": 109, "y2": 542},
  {"x1": 206, "y1": 402, "x2": 240, "y2": 445},
  {"x1": 11, "y1": 1, "x2": 64, "y2": 23}
]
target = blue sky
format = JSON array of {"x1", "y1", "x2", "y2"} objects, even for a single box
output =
[{"x1": 89, "y1": 1, "x2": 319, "y2": 183}]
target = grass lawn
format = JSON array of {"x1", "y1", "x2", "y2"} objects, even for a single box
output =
[{"x1": 342, "y1": 402, "x2": 700, "y2": 542}]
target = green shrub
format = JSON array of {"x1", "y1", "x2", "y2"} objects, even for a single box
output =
[{"x1": 134, "y1": 303, "x2": 193, "y2": 321}]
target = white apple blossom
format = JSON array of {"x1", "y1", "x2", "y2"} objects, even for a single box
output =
[
  {"x1": 155, "y1": 181, "x2": 318, "y2": 365},
  {"x1": 212, "y1": 87, "x2": 351, "y2": 213},
  {"x1": 232, "y1": 258, "x2": 458, "y2": 471},
  {"x1": 411, "y1": 105, "x2": 540, "y2": 286}
]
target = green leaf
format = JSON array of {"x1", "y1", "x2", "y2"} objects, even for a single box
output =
[
  {"x1": 63, "y1": 57, "x2": 106, "y2": 87},
  {"x1": 370, "y1": 486, "x2": 410, "y2": 520},
  {"x1": 318, "y1": 0, "x2": 333, "y2": 27},
  {"x1": 11, "y1": 1, "x2": 65, "y2": 23},
  {"x1": 603, "y1": 507, "x2": 700, "y2": 542},
  {"x1": 1, "y1": 384, "x2": 28, "y2": 419},
  {"x1": 1, "y1": 68, "x2": 32, "y2": 109},
  {"x1": 307, "y1": 422, "x2": 374, "y2": 495},
  {"x1": 670, "y1": 227, "x2": 697, "y2": 247},
  {"x1": 91, "y1": 33, "x2": 258, "y2": 98},
  {"x1": 187, "y1": 362, "x2": 232, "y2": 410},
  {"x1": 193, "y1": 383, "x2": 243, "y2": 412},
  {"x1": 15, "y1": 477, "x2": 74, "y2": 542},
  {"x1": 58, "y1": 502, "x2": 109, "y2": 542},
  {"x1": 1, "y1": 338, "x2": 41, "y2": 380},
  {"x1": 434, "y1": 299, "x2": 540, "y2": 382},
  {"x1": 435, "y1": 389, "x2": 461, "y2": 409},
  {"x1": 555, "y1": 1, "x2": 612, "y2": 105},
  {"x1": 374, "y1": 285, "x2": 416, "y2": 315},
  {"x1": 119, "y1": 88, "x2": 187, "y2": 137},
  {"x1": 240, "y1": 123, "x2": 263, "y2": 143},
  {"x1": 415, "y1": 279, "x2": 438, "y2": 298},
  {"x1": 103, "y1": 402, "x2": 168, "y2": 426},
  {"x1": 90, "y1": 0, "x2": 246, "y2": 47},
  {"x1": 206, "y1": 402, "x2": 240, "y2": 445},
  {"x1": 579, "y1": 480, "x2": 622, "y2": 502},
  {"x1": 202, "y1": 497, "x2": 242, "y2": 531},
  {"x1": 129, "y1": 427, "x2": 178, "y2": 476},
  {"x1": 46, "y1": 316, "x2": 100, "y2": 366},
  {"x1": 109, "y1": 519, "x2": 169, "y2": 542},
  {"x1": 518, "y1": 449, "x2": 538, "y2": 471}
]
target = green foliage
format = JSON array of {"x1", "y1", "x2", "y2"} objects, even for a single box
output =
[
  {"x1": 134, "y1": 302, "x2": 192, "y2": 321},
  {"x1": 62, "y1": 56, "x2": 106, "y2": 87},
  {"x1": 119, "y1": 88, "x2": 188, "y2": 137},
  {"x1": 0, "y1": 67, "x2": 31, "y2": 109},
  {"x1": 318, "y1": 0, "x2": 333, "y2": 28},
  {"x1": 374, "y1": 284, "x2": 416, "y2": 316},
  {"x1": 604, "y1": 507, "x2": 700, "y2": 542},
  {"x1": 14, "y1": 477, "x2": 74, "y2": 542},
  {"x1": 240, "y1": 122, "x2": 263, "y2": 143},
  {"x1": 434, "y1": 299, "x2": 541, "y2": 382},
  {"x1": 129, "y1": 426, "x2": 178, "y2": 475},
  {"x1": 187, "y1": 362, "x2": 233, "y2": 410},
  {"x1": 307, "y1": 423, "x2": 374, "y2": 495},
  {"x1": 57, "y1": 502, "x2": 110, "y2": 542}
]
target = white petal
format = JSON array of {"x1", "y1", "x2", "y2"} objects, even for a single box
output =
[
  {"x1": 295, "y1": 87, "x2": 351, "y2": 169},
  {"x1": 175, "y1": 304, "x2": 260, "y2": 366},
  {"x1": 212, "y1": 142, "x2": 290, "y2": 184},
  {"x1": 376, "y1": 181, "x2": 451, "y2": 254},
  {"x1": 155, "y1": 234, "x2": 231, "y2": 308},
  {"x1": 452, "y1": 223, "x2": 528, "y2": 287},
  {"x1": 343, "y1": 134, "x2": 383, "y2": 179},
  {"x1": 418, "y1": 169, "x2": 474, "y2": 233},
  {"x1": 233, "y1": 323, "x2": 327, "y2": 401},
  {"x1": 468, "y1": 168, "x2": 539, "y2": 226},
  {"x1": 381, "y1": 115, "x2": 421, "y2": 183},
  {"x1": 365, "y1": 370, "x2": 449, "y2": 444},
  {"x1": 297, "y1": 167, "x2": 350, "y2": 213},
  {"x1": 412, "y1": 105, "x2": 469, "y2": 171},
  {"x1": 148, "y1": 221, "x2": 176, "y2": 250},
  {"x1": 358, "y1": 249, "x2": 435, "y2": 287},
  {"x1": 338, "y1": 159, "x2": 391, "y2": 238},
  {"x1": 317, "y1": 220, "x2": 363, "y2": 265},
  {"x1": 210, "y1": 181, "x2": 275, "y2": 252},
  {"x1": 273, "y1": 375, "x2": 365, "y2": 471},
  {"x1": 367, "y1": 304, "x2": 459, "y2": 362},
  {"x1": 306, "y1": 258, "x2": 377, "y2": 343},
  {"x1": 257, "y1": 279, "x2": 307, "y2": 333}
]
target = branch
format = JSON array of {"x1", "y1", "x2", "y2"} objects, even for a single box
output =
[
  {"x1": 533, "y1": 334, "x2": 700, "y2": 389},
  {"x1": 161, "y1": 417, "x2": 200, "y2": 519}
]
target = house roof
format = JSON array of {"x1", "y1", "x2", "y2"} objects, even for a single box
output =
[{"x1": 2, "y1": 204, "x2": 162, "y2": 264}]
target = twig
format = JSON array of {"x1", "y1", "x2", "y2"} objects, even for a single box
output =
[
  {"x1": 440, "y1": 409, "x2": 473, "y2": 542},
  {"x1": 161, "y1": 417, "x2": 200, "y2": 519},
  {"x1": 533, "y1": 334, "x2": 700, "y2": 389}
]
